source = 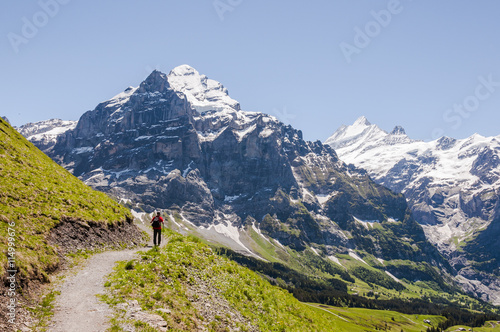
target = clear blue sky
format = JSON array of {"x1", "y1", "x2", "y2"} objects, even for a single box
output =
[{"x1": 1, "y1": 0, "x2": 500, "y2": 141}]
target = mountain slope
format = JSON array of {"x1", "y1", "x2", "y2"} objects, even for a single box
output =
[
  {"x1": 325, "y1": 117, "x2": 500, "y2": 305},
  {"x1": 20, "y1": 66, "x2": 464, "y2": 305},
  {"x1": 0, "y1": 117, "x2": 140, "y2": 293}
]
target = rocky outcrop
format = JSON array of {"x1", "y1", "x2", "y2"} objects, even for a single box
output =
[{"x1": 48, "y1": 217, "x2": 143, "y2": 254}]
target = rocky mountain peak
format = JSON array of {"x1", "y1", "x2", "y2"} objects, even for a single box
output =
[
  {"x1": 169, "y1": 64, "x2": 198, "y2": 76},
  {"x1": 390, "y1": 125, "x2": 406, "y2": 135},
  {"x1": 167, "y1": 64, "x2": 240, "y2": 113},
  {"x1": 353, "y1": 116, "x2": 371, "y2": 127},
  {"x1": 436, "y1": 136, "x2": 457, "y2": 150},
  {"x1": 324, "y1": 116, "x2": 386, "y2": 150},
  {"x1": 140, "y1": 70, "x2": 171, "y2": 94}
]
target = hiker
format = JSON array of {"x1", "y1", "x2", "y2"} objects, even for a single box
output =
[{"x1": 150, "y1": 212, "x2": 164, "y2": 246}]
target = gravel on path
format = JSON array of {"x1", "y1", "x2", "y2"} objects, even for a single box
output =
[
  {"x1": 48, "y1": 249, "x2": 140, "y2": 332},
  {"x1": 48, "y1": 221, "x2": 160, "y2": 331}
]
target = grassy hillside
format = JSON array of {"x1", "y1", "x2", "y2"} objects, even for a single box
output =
[
  {"x1": 103, "y1": 230, "x2": 500, "y2": 331},
  {"x1": 0, "y1": 117, "x2": 132, "y2": 287},
  {"x1": 102, "y1": 229, "x2": 366, "y2": 331}
]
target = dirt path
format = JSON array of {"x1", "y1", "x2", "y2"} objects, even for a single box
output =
[
  {"x1": 48, "y1": 222, "x2": 162, "y2": 331},
  {"x1": 47, "y1": 249, "x2": 140, "y2": 332},
  {"x1": 303, "y1": 303, "x2": 350, "y2": 322}
]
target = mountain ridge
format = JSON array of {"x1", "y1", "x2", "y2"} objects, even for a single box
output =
[
  {"x1": 16, "y1": 119, "x2": 77, "y2": 153},
  {"x1": 326, "y1": 116, "x2": 500, "y2": 304}
]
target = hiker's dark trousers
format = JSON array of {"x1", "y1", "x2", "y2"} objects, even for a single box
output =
[{"x1": 153, "y1": 229, "x2": 161, "y2": 246}]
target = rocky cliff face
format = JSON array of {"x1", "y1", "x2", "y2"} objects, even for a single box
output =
[
  {"x1": 326, "y1": 117, "x2": 500, "y2": 304},
  {"x1": 23, "y1": 66, "x2": 454, "y2": 297}
]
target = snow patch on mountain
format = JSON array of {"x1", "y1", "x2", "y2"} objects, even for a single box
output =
[
  {"x1": 348, "y1": 250, "x2": 369, "y2": 265},
  {"x1": 107, "y1": 86, "x2": 138, "y2": 109},
  {"x1": 234, "y1": 124, "x2": 257, "y2": 142},
  {"x1": 167, "y1": 64, "x2": 240, "y2": 113},
  {"x1": 16, "y1": 119, "x2": 77, "y2": 146},
  {"x1": 353, "y1": 217, "x2": 379, "y2": 230},
  {"x1": 199, "y1": 219, "x2": 260, "y2": 259},
  {"x1": 72, "y1": 147, "x2": 94, "y2": 154},
  {"x1": 328, "y1": 255, "x2": 345, "y2": 269},
  {"x1": 310, "y1": 247, "x2": 320, "y2": 256},
  {"x1": 385, "y1": 271, "x2": 401, "y2": 283}
]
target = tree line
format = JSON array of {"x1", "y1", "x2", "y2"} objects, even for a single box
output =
[{"x1": 214, "y1": 246, "x2": 499, "y2": 329}]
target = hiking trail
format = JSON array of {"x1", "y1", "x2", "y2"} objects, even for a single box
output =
[{"x1": 47, "y1": 221, "x2": 161, "y2": 331}]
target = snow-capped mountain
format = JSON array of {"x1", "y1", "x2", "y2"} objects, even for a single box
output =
[
  {"x1": 326, "y1": 116, "x2": 500, "y2": 304},
  {"x1": 325, "y1": 116, "x2": 412, "y2": 153},
  {"x1": 167, "y1": 64, "x2": 240, "y2": 113},
  {"x1": 21, "y1": 65, "x2": 456, "y2": 301},
  {"x1": 16, "y1": 65, "x2": 240, "y2": 148},
  {"x1": 16, "y1": 119, "x2": 77, "y2": 152}
]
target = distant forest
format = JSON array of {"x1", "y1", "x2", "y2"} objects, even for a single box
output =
[{"x1": 215, "y1": 247, "x2": 500, "y2": 329}]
